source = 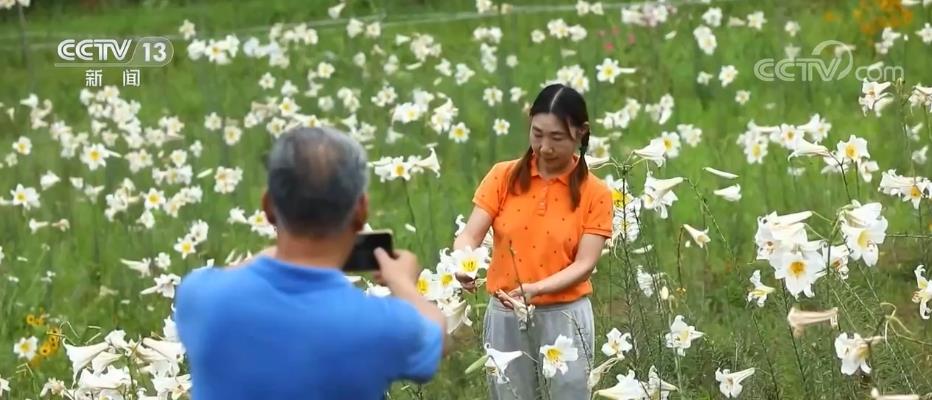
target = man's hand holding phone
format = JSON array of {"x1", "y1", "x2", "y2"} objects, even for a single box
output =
[{"x1": 372, "y1": 248, "x2": 420, "y2": 291}]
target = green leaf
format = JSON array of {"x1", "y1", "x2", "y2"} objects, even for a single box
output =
[{"x1": 464, "y1": 354, "x2": 489, "y2": 375}]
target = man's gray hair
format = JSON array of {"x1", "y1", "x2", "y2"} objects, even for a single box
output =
[{"x1": 266, "y1": 126, "x2": 369, "y2": 237}]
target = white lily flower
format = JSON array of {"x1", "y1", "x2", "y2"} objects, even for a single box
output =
[
  {"x1": 682, "y1": 224, "x2": 711, "y2": 248},
  {"x1": 633, "y1": 138, "x2": 667, "y2": 166},
  {"x1": 104, "y1": 330, "x2": 130, "y2": 352},
  {"x1": 588, "y1": 357, "x2": 622, "y2": 391},
  {"x1": 704, "y1": 167, "x2": 738, "y2": 179},
  {"x1": 716, "y1": 368, "x2": 755, "y2": 398},
  {"x1": 76, "y1": 365, "x2": 131, "y2": 392},
  {"x1": 139, "y1": 337, "x2": 185, "y2": 364},
  {"x1": 746, "y1": 270, "x2": 774, "y2": 307},
  {"x1": 664, "y1": 315, "x2": 704, "y2": 356},
  {"x1": 595, "y1": 57, "x2": 636, "y2": 84},
  {"x1": 835, "y1": 332, "x2": 882, "y2": 375},
  {"x1": 641, "y1": 175, "x2": 682, "y2": 219},
  {"x1": 870, "y1": 388, "x2": 920, "y2": 400},
  {"x1": 836, "y1": 135, "x2": 870, "y2": 162},
  {"x1": 840, "y1": 215, "x2": 887, "y2": 267},
  {"x1": 789, "y1": 138, "x2": 831, "y2": 158},
  {"x1": 365, "y1": 282, "x2": 391, "y2": 297},
  {"x1": 754, "y1": 211, "x2": 812, "y2": 261},
  {"x1": 141, "y1": 273, "x2": 182, "y2": 299},
  {"x1": 120, "y1": 258, "x2": 152, "y2": 277},
  {"x1": 415, "y1": 269, "x2": 442, "y2": 301},
  {"x1": 484, "y1": 343, "x2": 523, "y2": 384},
  {"x1": 90, "y1": 351, "x2": 122, "y2": 373},
  {"x1": 540, "y1": 334, "x2": 579, "y2": 378},
  {"x1": 787, "y1": 306, "x2": 838, "y2": 337},
  {"x1": 714, "y1": 184, "x2": 742, "y2": 202},
  {"x1": 439, "y1": 294, "x2": 473, "y2": 334},
  {"x1": 451, "y1": 246, "x2": 489, "y2": 279},
  {"x1": 841, "y1": 201, "x2": 883, "y2": 228},
  {"x1": 646, "y1": 366, "x2": 678, "y2": 399},
  {"x1": 636, "y1": 265, "x2": 664, "y2": 297},
  {"x1": 412, "y1": 147, "x2": 441, "y2": 177},
  {"x1": 595, "y1": 369, "x2": 646, "y2": 399},
  {"x1": 40, "y1": 378, "x2": 66, "y2": 397},
  {"x1": 601, "y1": 328, "x2": 634, "y2": 358},
  {"x1": 913, "y1": 265, "x2": 931, "y2": 319},
  {"x1": 64, "y1": 341, "x2": 111, "y2": 375},
  {"x1": 152, "y1": 374, "x2": 192, "y2": 400},
  {"x1": 771, "y1": 248, "x2": 826, "y2": 298},
  {"x1": 823, "y1": 244, "x2": 851, "y2": 279},
  {"x1": 586, "y1": 154, "x2": 611, "y2": 169},
  {"x1": 13, "y1": 336, "x2": 37, "y2": 360}
]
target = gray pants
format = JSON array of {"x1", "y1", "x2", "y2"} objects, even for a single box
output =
[{"x1": 483, "y1": 296, "x2": 595, "y2": 400}]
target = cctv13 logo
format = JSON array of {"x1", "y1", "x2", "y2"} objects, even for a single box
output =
[{"x1": 56, "y1": 37, "x2": 173, "y2": 68}]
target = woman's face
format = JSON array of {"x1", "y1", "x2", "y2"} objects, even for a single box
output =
[{"x1": 529, "y1": 113, "x2": 585, "y2": 173}]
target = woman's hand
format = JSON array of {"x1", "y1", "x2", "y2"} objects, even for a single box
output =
[
  {"x1": 455, "y1": 272, "x2": 478, "y2": 292},
  {"x1": 502, "y1": 282, "x2": 541, "y2": 309}
]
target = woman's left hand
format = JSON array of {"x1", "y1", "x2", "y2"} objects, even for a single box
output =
[{"x1": 504, "y1": 282, "x2": 541, "y2": 306}]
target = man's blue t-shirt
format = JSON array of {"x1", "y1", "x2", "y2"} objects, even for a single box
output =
[{"x1": 173, "y1": 255, "x2": 443, "y2": 400}]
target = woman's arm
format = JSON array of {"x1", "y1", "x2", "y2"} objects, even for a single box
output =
[
  {"x1": 507, "y1": 233, "x2": 607, "y2": 302},
  {"x1": 453, "y1": 207, "x2": 493, "y2": 251}
]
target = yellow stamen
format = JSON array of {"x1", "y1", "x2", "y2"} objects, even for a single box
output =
[
  {"x1": 789, "y1": 261, "x2": 806, "y2": 277},
  {"x1": 440, "y1": 274, "x2": 453, "y2": 287},
  {"x1": 857, "y1": 230, "x2": 871, "y2": 249},
  {"x1": 461, "y1": 259, "x2": 477, "y2": 273},
  {"x1": 845, "y1": 143, "x2": 857, "y2": 159},
  {"x1": 545, "y1": 348, "x2": 561, "y2": 361}
]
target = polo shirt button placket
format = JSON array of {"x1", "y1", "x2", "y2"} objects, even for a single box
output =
[{"x1": 537, "y1": 182, "x2": 549, "y2": 215}]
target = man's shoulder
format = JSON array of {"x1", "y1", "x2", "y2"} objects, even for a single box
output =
[
  {"x1": 178, "y1": 265, "x2": 228, "y2": 292},
  {"x1": 177, "y1": 266, "x2": 214, "y2": 294},
  {"x1": 175, "y1": 264, "x2": 254, "y2": 310}
]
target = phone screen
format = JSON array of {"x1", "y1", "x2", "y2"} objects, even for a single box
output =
[{"x1": 342, "y1": 230, "x2": 393, "y2": 272}]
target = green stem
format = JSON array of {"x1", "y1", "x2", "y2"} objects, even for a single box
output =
[
  {"x1": 779, "y1": 286, "x2": 810, "y2": 396},
  {"x1": 17, "y1": 3, "x2": 32, "y2": 91},
  {"x1": 402, "y1": 180, "x2": 423, "y2": 257}
]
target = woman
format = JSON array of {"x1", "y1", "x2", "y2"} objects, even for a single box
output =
[{"x1": 454, "y1": 83, "x2": 613, "y2": 399}]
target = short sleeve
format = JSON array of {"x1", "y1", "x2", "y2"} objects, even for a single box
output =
[
  {"x1": 583, "y1": 181, "x2": 614, "y2": 238},
  {"x1": 472, "y1": 162, "x2": 509, "y2": 218},
  {"x1": 387, "y1": 299, "x2": 443, "y2": 383}
]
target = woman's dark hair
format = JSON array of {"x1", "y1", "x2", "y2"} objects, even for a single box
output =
[{"x1": 508, "y1": 83, "x2": 591, "y2": 210}]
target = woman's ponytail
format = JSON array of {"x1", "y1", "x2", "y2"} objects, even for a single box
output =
[{"x1": 568, "y1": 131, "x2": 591, "y2": 210}]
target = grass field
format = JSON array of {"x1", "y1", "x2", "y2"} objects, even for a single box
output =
[{"x1": 1, "y1": 0, "x2": 932, "y2": 398}]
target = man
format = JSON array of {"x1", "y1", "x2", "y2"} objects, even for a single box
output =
[{"x1": 174, "y1": 126, "x2": 446, "y2": 399}]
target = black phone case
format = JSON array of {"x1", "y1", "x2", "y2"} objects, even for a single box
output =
[{"x1": 342, "y1": 231, "x2": 393, "y2": 272}]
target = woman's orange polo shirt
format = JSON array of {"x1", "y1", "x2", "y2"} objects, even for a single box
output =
[{"x1": 472, "y1": 156, "x2": 614, "y2": 306}]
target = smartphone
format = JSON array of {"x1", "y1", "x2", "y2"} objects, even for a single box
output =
[{"x1": 342, "y1": 229, "x2": 393, "y2": 272}]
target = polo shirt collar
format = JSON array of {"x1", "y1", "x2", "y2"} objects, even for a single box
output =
[{"x1": 530, "y1": 154, "x2": 579, "y2": 185}]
